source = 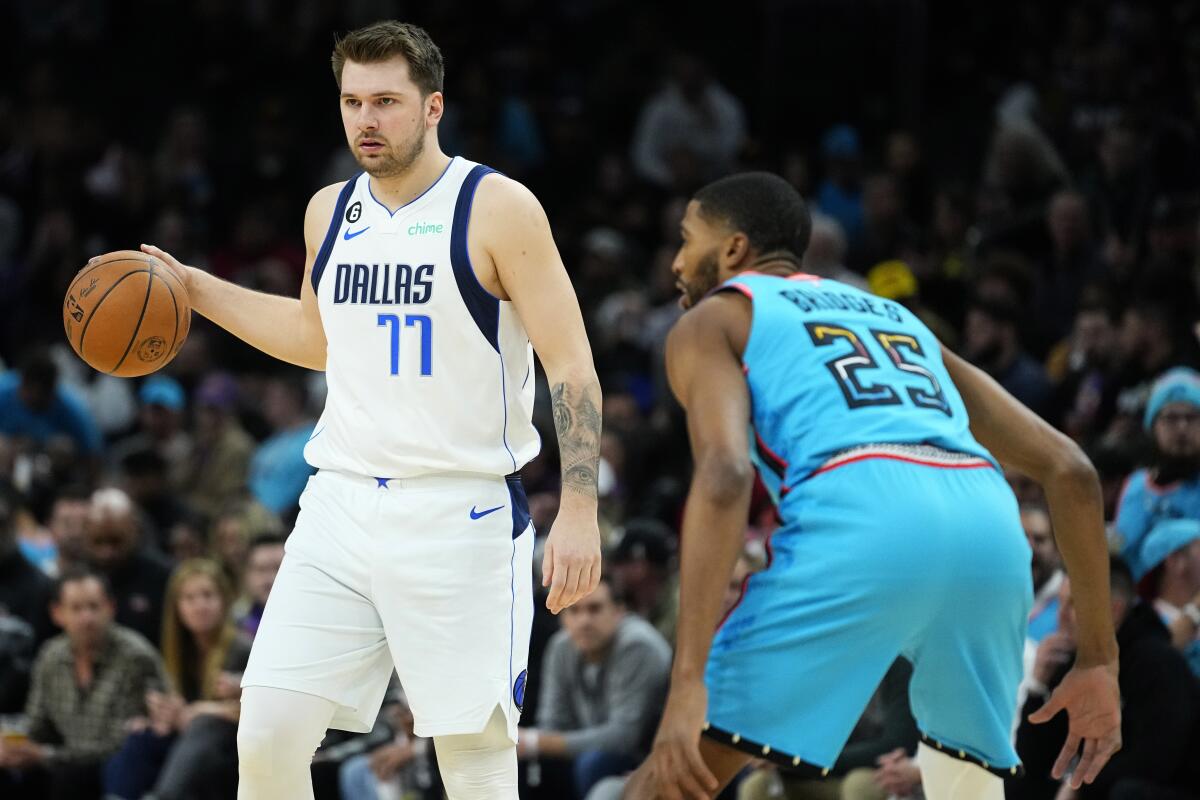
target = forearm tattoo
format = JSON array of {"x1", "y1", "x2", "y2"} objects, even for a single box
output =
[{"x1": 551, "y1": 380, "x2": 602, "y2": 499}]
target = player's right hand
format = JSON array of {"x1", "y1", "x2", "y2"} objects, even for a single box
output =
[
  {"x1": 1028, "y1": 660, "x2": 1121, "y2": 789},
  {"x1": 542, "y1": 511, "x2": 601, "y2": 614},
  {"x1": 140, "y1": 243, "x2": 193, "y2": 293}
]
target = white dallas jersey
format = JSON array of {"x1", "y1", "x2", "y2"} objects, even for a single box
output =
[{"x1": 305, "y1": 157, "x2": 540, "y2": 479}]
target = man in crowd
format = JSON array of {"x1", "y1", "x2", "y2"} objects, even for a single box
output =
[
  {"x1": 518, "y1": 576, "x2": 672, "y2": 799},
  {"x1": 81, "y1": 488, "x2": 171, "y2": 645},
  {"x1": 0, "y1": 567, "x2": 168, "y2": 800},
  {"x1": 608, "y1": 520, "x2": 678, "y2": 644},
  {"x1": 1140, "y1": 519, "x2": 1200, "y2": 677},
  {"x1": 237, "y1": 532, "x2": 286, "y2": 638},
  {"x1": 1115, "y1": 367, "x2": 1200, "y2": 578}
]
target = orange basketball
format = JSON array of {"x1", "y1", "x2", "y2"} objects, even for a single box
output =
[{"x1": 63, "y1": 250, "x2": 191, "y2": 377}]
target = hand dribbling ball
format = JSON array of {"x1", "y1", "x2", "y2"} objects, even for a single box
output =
[{"x1": 63, "y1": 250, "x2": 191, "y2": 377}]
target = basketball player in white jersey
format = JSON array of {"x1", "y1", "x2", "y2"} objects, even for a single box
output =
[{"x1": 140, "y1": 20, "x2": 602, "y2": 800}]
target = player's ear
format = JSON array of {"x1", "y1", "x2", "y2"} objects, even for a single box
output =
[
  {"x1": 722, "y1": 232, "x2": 751, "y2": 269},
  {"x1": 425, "y1": 91, "x2": 444, "y2": 127}
]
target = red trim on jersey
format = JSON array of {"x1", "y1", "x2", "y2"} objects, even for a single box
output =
[
  {"x1": 786, "y1": 272, "x2": 821, "y2": 282},
  {"x1": 811, "y1": 452, "x2": 993, "y2": 477},
  {"x1": 724, "y1": 282, "x2": 753, "y2": 300},
  {"x1": 754, "y1": 430, "x2": 789, "y2": 474}
]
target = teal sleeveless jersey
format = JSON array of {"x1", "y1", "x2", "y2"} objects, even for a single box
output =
[{"x1": 718, "y1": 272, "x2": 996, "y2": 504}]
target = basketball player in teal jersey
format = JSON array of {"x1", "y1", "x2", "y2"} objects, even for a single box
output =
[
  {"x1": 141, "y1": 20, "x2": 601, "y2": 800},
  {"x1": 623, "y1": 173, "x2": 1121, "y2": 799}
]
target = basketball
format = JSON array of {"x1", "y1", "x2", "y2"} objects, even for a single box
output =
[{"x1": 62, "y1": 250, "x2": 191, "y2": 377}]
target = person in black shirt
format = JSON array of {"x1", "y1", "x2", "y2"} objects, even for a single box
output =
[{"x1": 1013, "y1": 556, "x2": 1200, "y2": 799}]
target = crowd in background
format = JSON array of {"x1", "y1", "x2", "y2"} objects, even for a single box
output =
[{"x1": 1, "y1": 1, "x2": 1200, "y2": 798}]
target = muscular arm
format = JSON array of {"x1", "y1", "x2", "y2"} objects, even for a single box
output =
[
  {"x1": 474, "y1": 175, "x2": 601, "y2": 612},
  {"x1": 141, "y1": 184, "x2": 336, "y2": 371},
  {"x1": 477, "y1": 176, "x2": 602, "y2": 503},
  {"x1": 942, "y1": 347, "x2": 1117, "y2": 665},
  {"x1": 667, "y1": 296, "x2": 755, "y2": 683}
]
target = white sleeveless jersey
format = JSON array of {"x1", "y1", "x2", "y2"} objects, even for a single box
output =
[{"x1": 304, "y1": 157, "x2": 541, "y2": 479}]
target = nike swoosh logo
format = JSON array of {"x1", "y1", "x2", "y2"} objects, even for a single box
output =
[
  {"x1": 470, "y1": 504, "x2": 505, "y2": 520},
  {"x1": 343, "y1": 226, "x2": 370, "y2": 240}
]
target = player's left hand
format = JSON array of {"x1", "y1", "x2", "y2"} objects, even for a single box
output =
[
  {"x1": 1028, "y1": 660, "x2": 1121, "y2": 789},
  {"x1": 648, "y1": 679, "x2": 718, "y2": 800},
  {"x1": 542, "y1": 511, "x2": 600, "y2": 614}
]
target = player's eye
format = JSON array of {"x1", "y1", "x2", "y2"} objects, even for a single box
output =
[
  {"x1": 344, "y1": 99, "x2": 360, "y2": 108},
  {"x1": 380, "y1": 97, "x2": 395, "y2": 105}
]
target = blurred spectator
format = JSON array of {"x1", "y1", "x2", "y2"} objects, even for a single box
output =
[
  {"x1": 338, "y1": 692, "x2": 439, "y2": 800},
  {"x1": 962, "y1": 294, "x2": 1053, "y2": 417},
  {"x1": 608, "y1": 519, "x2": 678, "y2": 644},
  {"x1": 631, "y1": 53, "x2": 747, "y2": 191},
  {"x1": 1032, "y1": 190, "x2": 1103, "y2": 350},
  {"x1": 235, "y1": 532, "x2": 285, "y2": 638},
  {"x1": 0, "y1": 567, "x2": 167, "y2": 800},
  {"x1": 104, "y1": 558, "x2": 248, "y2": 800},
  {"x1": 848, "y1": 173, "x2": 919, "y2": 274},
  {"x1": 803, "y1": 213, "x2": 867, "y2": 288},
  {"x1": 120, "y1": 447, "x2": 194, "y2": 550},
  {"x1": 1017, "y1": 502, "x2": 1065, "y2": 714},
  {"x1": 42, "y1": 485, "x2": 92, "y2": 575},
  {"x1": 815, "y1": 124, "x2": 865, "y2": 248},
  {"x1": 1139, "y1": 520, "x2": 1200, "y2": 678},
  {"x1": 0, "y1": 348, "x2": 101, "y2": 462},
  {"x1": 183, "y1": 372, "x2": 254, "y2": 521},
  {"x1": 1013, "y1": 558, "x2": 1200, "y2": 799},
  {"x1": 209, "y1": 498, "x2": 282, "y2": 592},
  {"x1": 247, "y1": 375, "x2": 316, "y2": 515},
  {"x1": 1114, "y1": 368, "x2": 1200, "y2": 579},
  {"x1": 0, "y1": 482, "x2": 54, "y2": 646},
  {"x1": 82, "y1": 488, "x2": 171, "y2": 646},
  {"x1": 1048, "y1": 296, "x2": 1119, "y2": 444},
  {"x1": 977, "y1": 120, "x2": 1069, "y2": 259},
  {"x1": 518, "y1": 577, "x2": 671, "y2": 799},
  {"x1": 110, "y1": 375, "x2": 193, "y2": 494}
]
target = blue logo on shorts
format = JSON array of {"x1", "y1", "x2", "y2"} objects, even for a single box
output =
[
  {"x1": 513, "y1": 669, "x2": 528, "y2": 712},
  {"x1": 470, "y1": 504, "x2": 504, "y2": 520}
]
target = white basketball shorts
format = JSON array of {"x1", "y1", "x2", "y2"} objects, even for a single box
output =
[{"x1": 241, "y1": 469, "x2": 535, "y2": 740}]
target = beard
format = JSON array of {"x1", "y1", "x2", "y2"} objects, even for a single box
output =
[
  {"x1": 680, "y1": 249, "x2": 721, "y2": 309},
  {"x1": 1153, "y1": 445, "x2": 1200, "y2": 485},
  {"x1": 354, "y1": 127, "x2": 425, "y2": 178}
]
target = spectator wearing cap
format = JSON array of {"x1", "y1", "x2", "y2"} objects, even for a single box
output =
[
  {"x1": 183, "y1": 372, "x2": 254, "y2": 521},
  {"x1": 0, "y1": 349, "x2": 102, "y2": 463},
  {"x1": 110, "y1": 375, "x2": 194, "y2": 495},
  {"x1": 1114, "y1": 368, "x2": 1200, "y2": 579},
  {"x1": 517, "y1": 576, "x2": 672, "y2": 799},
  {"x1": 609, "y1": 519, "x2": 678, "y2": 645},
  {"x1": 1013, "y1": 557, "x2": 1200, "y2": 799},
  {"x1": 82, "y1": 488, "x2": 172, "y2": 646},
  {"x1": 1140, "y1": 519, "x2": 1200, "y2": 678},
  {"x1": 247, "y1": 375, "x2": 316, "y2": 516},
  {"x1": 962, "y1": 293, "x2": 1053, "y2": 417}
]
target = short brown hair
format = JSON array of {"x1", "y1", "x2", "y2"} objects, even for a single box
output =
[{"x1": 331, "y1": 20, "x2": 444, "y2": 96}]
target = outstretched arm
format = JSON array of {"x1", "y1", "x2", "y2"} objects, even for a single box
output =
[
  {"x1": 478, "y1": 175, "x2": 602, "y2": 615},
  {"x1": 138, "y1": 183, "x2": 338, "y2": 371},
  {"x1": 942, "y1": 346, "x2": 1121, "y2": 789}
]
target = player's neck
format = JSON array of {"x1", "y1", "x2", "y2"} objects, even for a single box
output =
[
  {"x1": 735, "y1": 253, "x2": 799, "y2": 279},
  {"x1": 367, "y1": 149, "x2": 453, "y2": 212}
]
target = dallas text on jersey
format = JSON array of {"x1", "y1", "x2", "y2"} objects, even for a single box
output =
[{"x1": 331, "y1": 263, "x2": 434, "y2": 305}]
